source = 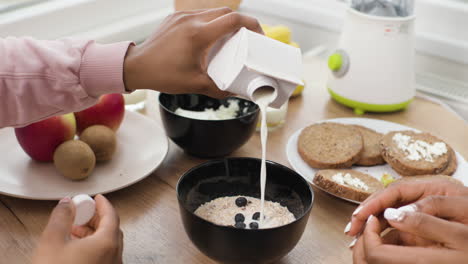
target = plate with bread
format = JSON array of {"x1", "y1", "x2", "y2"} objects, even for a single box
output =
[{"x1": 286, "y1": 118, "x2": 468, "y2": 204}]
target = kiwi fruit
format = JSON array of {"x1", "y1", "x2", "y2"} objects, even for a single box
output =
[
  {"x1": 80, "y1": 125, "x2": 117, "y2": 162},
  {"x1": 54, "y1": 140, "x2": 96, "y2": 180}
]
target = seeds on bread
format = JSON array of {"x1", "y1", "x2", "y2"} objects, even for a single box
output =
[
  {"x1": 313, "y1": 169, "x2": 384, "y2": 202},
  {"x1": 298, "y1": 123, "x2": 363, "y2": 169}
]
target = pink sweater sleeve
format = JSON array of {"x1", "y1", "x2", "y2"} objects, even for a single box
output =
[{"x1": 0, "y1": 37, "x2": 132, "y2": 128}]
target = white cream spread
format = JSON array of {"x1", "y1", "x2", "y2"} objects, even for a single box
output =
[
  {"x1": 392, "y1": 133, "x2": 447, "y2": 162},
  {"x1": 332, "y1": 173, "x2": 369, "y2": 191},
  {"x1": 175, "y1": 99, "x2": 240, "y2": 120}
]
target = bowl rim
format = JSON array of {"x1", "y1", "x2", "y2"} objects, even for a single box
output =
[
  {"x1": 158, "y1": 93, "x2": 260, "y2": 122},
  {"x1": 176, "y1": 157, "x2": 314, "y2": 231}
]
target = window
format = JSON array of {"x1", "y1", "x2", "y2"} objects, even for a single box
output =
[
  {"x1": 1, "y1": 0, "x2": 466, "y2": 64},
  {"x1": 242, "y1": 0, "x2": 468, "y2": 65},
  {"x1": 0, "y1": 0, "x2": 173, "y2": 43}
]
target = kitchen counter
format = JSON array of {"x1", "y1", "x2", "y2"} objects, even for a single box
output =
[{"x1": 1, "y1": 58, "x2": 468, "y2": 264}]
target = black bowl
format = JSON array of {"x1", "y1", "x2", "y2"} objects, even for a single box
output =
[
  {"x1": 177, "y1": 158, "x2": 314, "y2": 264},
  {"x1": 159, "y1": 93, "x2": 260, "y2": 158}
]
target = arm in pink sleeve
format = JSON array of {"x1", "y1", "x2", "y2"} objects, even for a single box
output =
[{"x1": 0, "y1": 37, "x2": 133, "y2": 128}]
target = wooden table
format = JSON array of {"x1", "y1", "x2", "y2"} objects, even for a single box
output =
[{"x1": 2, "y1": 58, "x2": 468, "y2": 264}]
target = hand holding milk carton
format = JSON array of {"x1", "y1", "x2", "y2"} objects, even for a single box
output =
[{"x1": 207, "y1": 27, "x2": 303, "y2": 110}]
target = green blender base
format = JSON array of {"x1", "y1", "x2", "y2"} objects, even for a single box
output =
[{"x1": 328, "y1": 88, "x2": 412, "y2": 115}]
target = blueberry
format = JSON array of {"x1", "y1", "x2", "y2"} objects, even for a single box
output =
[
  {"x1": 234, "y1": 222, "x2": 246, "y2": 229},
  {"x1": 235, "y1": 197, "x2": 248, "y2": 207},
  {"x1": 252, "y1": 212, "x2": 260, "y2": 220},
  {"x1": 235, "y1": 213, "x2": 245, "y2": 223},
  {"x1": 249, "y1": 222, "x2": 259, "y2": 229}
]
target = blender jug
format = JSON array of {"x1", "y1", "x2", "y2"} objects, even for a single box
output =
[{"x1": 351, "y1": 0, "x2": 414, "y2": 17}]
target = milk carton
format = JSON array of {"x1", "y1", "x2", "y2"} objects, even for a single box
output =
[{"x1": 207, "y1": 27, "x2": 303, "y2": 109}]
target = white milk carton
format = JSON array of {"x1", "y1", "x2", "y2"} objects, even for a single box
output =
[{"x1": 207, "y1": 27, "x2": 303, "y2": 109}]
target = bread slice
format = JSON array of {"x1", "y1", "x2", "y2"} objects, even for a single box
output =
[
  {"x1": 313, "y1": 169, "x2": 384, "y2": 202},
  {"x1": 298, "y1": 123, "x2": 363, "y2": 169},
  {"x1": 380, "y1": 131, "x2": 450, "y2": 176},
  {"x1": 395, "y1": 174, "x2": 463, "y2": 185},
  {"x1": 352, "y1": 125, "x2": 386, "y2": 166},
  {"x1": 440, "y1": 147, "x2": 458, "y2": 176}
]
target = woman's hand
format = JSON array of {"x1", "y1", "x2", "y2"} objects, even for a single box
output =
[
  {"x1": 346, "y1": 179, "x2": 468, "y2": 237},
  {"x1": 352, "y1": 195, "x2": 468, "y2": 264},
  {"x1": 123, "y1": 8, "x2": 263, "y2": 98},
  {"x1": 32, "y1": 194, "x2": 123, "y2": 264}
]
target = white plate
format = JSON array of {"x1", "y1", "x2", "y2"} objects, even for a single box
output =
[
  {"x1": 0, "y1": 110, "x2": 168, "y2": 200},
  {"x1": 286, "y1": 117, "x2": 468, "y2": 204}
]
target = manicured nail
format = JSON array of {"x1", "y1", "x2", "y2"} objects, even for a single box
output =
[
  {"x1": 59, "y1": 197, "x2": 71, "y2": 204},
  {"x1": 367, "y1": 215, "x2": 374, "y2": 224},
  {"x1": 344, "y1": 222, "x2": 351, "y2": 234},
  {"x1": 349, "y1": 237, "x2": 358, "y2": 249},
  {"x1": 384, "y1": 208, "x2": 405, "y2": 222},
  {"x1": 398, "y1": 204, "x2": 417, "y2": 213},
  {"x1": 353, "y1": 206, "x2": 362, "y2": 216}
]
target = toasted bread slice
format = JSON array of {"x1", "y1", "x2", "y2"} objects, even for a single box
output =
[
  {"x1": 381, "y1": 131, "x2": 450, "y2": 176},
  {"x1": 298, "y1": 123, "x2": 363, "y2": 169},
  {"x1": 440, "y1": 147, "x2": 458, "y2": 176},
  {"x1": 352, "y1": 125, "x2": 386, "y2": 166},
  {"x1": 395, "y1": 174, "x2": 463, "y2": 185},
  {"x1": 313, "y1": 169, "x2": 384, "y2": 202}
]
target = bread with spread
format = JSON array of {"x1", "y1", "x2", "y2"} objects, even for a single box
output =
[
  {"x1": 313, "y1": 169, "x2": 384, "y2": 202},
  {"x1": 297, "y1": 122, "x2": 461, "y2": 202},
  {"x1": 380, "y1": 131, "x2": 451, "y2": 176}
]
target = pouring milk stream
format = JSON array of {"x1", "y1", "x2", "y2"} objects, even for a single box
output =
[
  {"x1": 252, "y1": 87, "x2": 275, "y2": 225},
  {"x1": 207, "y1": 27, "x2": 303, "y2": 227}
]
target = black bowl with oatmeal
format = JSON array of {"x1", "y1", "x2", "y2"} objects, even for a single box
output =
[
  {"x1": 176, "y1": 158, "x2": 314, "y2": 264},
  {"x1": 159, "y1": 93, "x2": 259, "y2": 158}
]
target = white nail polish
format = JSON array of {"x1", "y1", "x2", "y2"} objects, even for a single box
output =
[
  {"x1": 367, "y1": 215, "x2": 374, "y2": 224},
  {"x1": 384, "y1": 208, "x2": 405, "y2": 222},
  {"x1": 353, "y1": 206, "x2": 362, "y2": 216},
  {"x1": 398, "y1": 204, "x2": 417, "y2": 213},
  {"x1": 349, "y1": 237, "x2": 358, "y2": 249},
  {"x1": 344, "y1": 222, "x2": 351, "y2": 234}
]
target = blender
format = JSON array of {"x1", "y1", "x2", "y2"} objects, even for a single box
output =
[{"x1": 327, "y1": 0, "x2": 416, "y2": 115}]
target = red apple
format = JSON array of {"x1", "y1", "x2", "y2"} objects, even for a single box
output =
[
  {"x1": 74, "y1": 93, "x2": 125, "y2": 134},
  {"x1": 15, "y1": 113, "x2": 76, "y2": 162}
]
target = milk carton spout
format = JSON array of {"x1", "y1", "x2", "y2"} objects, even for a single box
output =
[
  {"x1": 248, "y1": 76, "x2": 278, "y2": 105},
  {"x1": 207, "y1": 27, "x2": 303, "y2": 109}
]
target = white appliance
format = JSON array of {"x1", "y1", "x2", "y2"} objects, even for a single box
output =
[{"x1": 327, "y1": 1, "x2": 415, "y2": 114}]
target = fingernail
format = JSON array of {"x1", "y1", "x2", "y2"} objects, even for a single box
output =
[
  {"x1": 344, "y1": 222, "x2": 351, "y2": 234},
  {"x1": 349, "y1": 237, "x2": 358, "y2": 249},
  {"x1": 367, "y1": 215, "x2": 374, "y2": 224},
  {"x1": 384, "y1": 208, "x2": 405, "y2": 222},
  {"x1": 398, "y1": 204, "x2": 417, "y2": 213},
  {"x1": 352, "y1": 206, "x2": 362, "y2": 216},
  {"x1": 59, "y1": 197, "x2": 71, "y2": 204}
]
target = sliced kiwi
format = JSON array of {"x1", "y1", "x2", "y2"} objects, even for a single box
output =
[
  {"x1": 54, "y1": 140, "x2": 96, "y2": 180},
  {"x1": 80, "y1": 125, "x2": 117, "y2": 162}
]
